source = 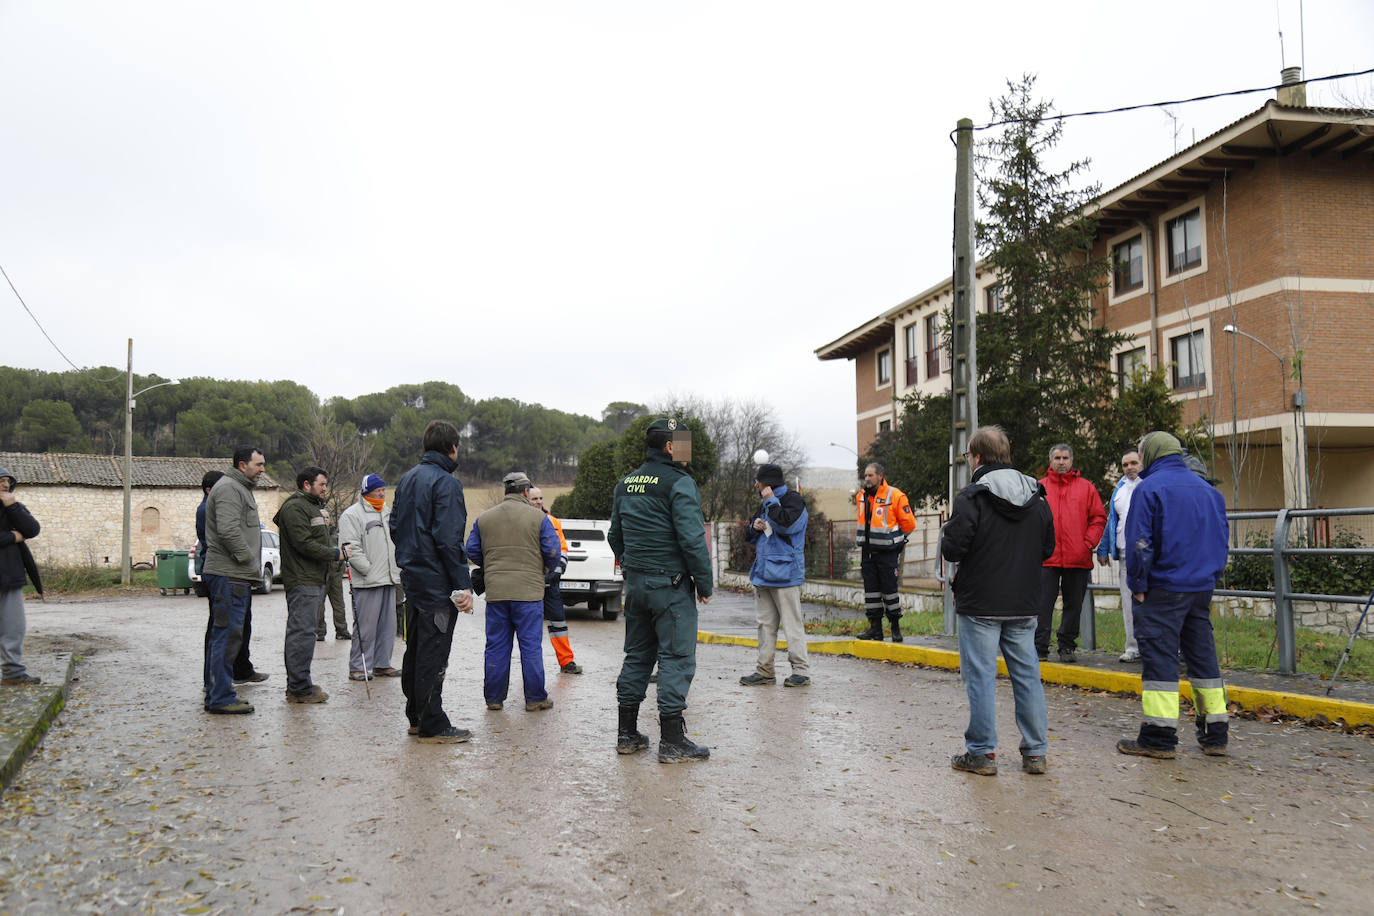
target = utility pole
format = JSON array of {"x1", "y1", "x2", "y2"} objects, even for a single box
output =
[
  {"x1": 121, "y1": 338, "x2": 133, "y2": 586},
  {"x1": 945, "y1": 118, "x2": 979, "y2": 635}
]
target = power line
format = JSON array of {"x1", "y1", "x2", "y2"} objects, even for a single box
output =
[
  {"x1": 1, "y1": 262, "x2": 122, "y2": 382},
  {"x1": 953, "y1": 65, "x2": 1374, "y2": 140}
]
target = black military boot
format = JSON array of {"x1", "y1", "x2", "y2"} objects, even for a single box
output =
[
  {"x1": 888, "y1": 617, "x2": 904, "y2": 643},
  {"x1": 856, "y1": 618, "x2": 884, "y2": 640},
  {"x1": 658, "y1": 713, "x2": 709, "y2": 764},
  {"x1": 617, "y1": 704, "x2": 650, "y2": 755}
]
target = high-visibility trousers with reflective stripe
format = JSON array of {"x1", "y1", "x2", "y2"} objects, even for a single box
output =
[{"x1": 1133, "y1": 587, "x2": 1227, "y2": 750}]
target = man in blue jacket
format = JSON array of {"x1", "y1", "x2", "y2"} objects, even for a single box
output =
[
  {"x1": 390, "y1": 420, "x2": 474, "y2": 745},
  {"x1": 1118, "y1": 431, "x2": 1231, "y2": 760},
  {"x1": 739, "y1": 463, "x2": 810, "y2": 688},
  {"x1": 1096, "y1": 449, "x2": 1143, "y2": 662}
]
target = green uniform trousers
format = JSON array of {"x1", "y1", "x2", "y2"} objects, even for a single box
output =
[{"x1": 616, "y1": 570, "x2": 698, "y2": 715}]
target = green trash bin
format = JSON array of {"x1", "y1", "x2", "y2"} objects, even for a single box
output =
[{"x1": 156, "y1": 549, "x2": 192, "y2": 595}]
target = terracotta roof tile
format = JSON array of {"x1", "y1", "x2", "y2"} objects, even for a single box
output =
[{"x1": 0, "y1": 452, "x2": 280, "y2": 489}]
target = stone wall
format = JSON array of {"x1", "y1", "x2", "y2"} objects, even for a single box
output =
[{"x1": 14, "y1": 486, "x2": 285, "y2": 569}]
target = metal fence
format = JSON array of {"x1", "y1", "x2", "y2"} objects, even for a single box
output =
[{"x1": 725, "y1": 513, "x2": 945, "y2": 582}]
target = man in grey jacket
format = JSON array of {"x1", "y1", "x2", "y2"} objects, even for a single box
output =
[
  {"x1": 339, "y1": 474, "x2": 401, "y2": 681},
  {"x1": 202, "y1": 446, "x2": 267, "y2": 715}
]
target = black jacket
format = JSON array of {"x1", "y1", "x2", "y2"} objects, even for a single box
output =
[
  {"x1": 1, "y1": 465, "x2": 41, "y2": 592},
  {"x1": 940, "y1": 462, "x2": 1054, "y2": 617},
  {"x1": 389, "y1": 450, "x2": 471, "y2": 609}
]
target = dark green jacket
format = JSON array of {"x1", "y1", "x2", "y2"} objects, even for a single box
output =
[
  {"x1": 272, "y1": 490, "x2": 337, "y2": 588},
  {"x1": 609, "y1": 449, "x2": 713, "y2": 597}
]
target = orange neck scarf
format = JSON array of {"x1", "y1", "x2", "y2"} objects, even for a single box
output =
[{"x1": 364, "y1": 494, "x2": 385, "y2": 512}]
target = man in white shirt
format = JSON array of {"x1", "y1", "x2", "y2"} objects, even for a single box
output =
[{"x1": 1097, "y1": 449, "x2": 1143, "y2": 662}]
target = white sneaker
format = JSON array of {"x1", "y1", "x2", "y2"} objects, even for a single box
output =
[{"x1": 1119, "y1": 651, "x2": 1141, "y2": 662}]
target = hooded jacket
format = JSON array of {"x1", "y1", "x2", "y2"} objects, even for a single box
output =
[
  {"x1": 0, "y1": 465, "x2": 41, "y2": 592},
  {"x1": 1125, "y1": 453, "x2": 1230, "y2": 593},
  {"x1": 746, "y1": 484, "x2": 808, "y2": 588},
  {"x1": 389, "y1": 450, "x2": 472, "y2": 609},
  {"x1": 1038, "y1": 467, "x2": 1107, "y2": 569},
  {"x1": 339, "y1": 496, "x2": 400, "y2": 590},
  {"x1": 941, "y1": 463, "x2": 1055, "y2": 617}
]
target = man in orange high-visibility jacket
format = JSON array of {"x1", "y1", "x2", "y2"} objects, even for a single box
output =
[
  {"x1": 855, "y1": 463, "x2": 917, "y2": 642},
  {"x1": 529, "y1": 487, "x2": 581, "y2": 674}
]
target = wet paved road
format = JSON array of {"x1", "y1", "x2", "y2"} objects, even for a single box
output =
[{"x1": 1, "y1": 591, "x2": 1371, "y2": 914}]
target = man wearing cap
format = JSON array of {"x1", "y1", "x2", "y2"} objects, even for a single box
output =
[
  {"x1": 528, "y1": 486, "x2": 581, "y2": 674},
  {"x1": 390, "y1": 420, "x2": 474, "y2": 744},
  {"x1": 610, "y1": 417, "x2": 714, "y2": 763},
  {"x1": 739, "y1": 463, "x2": 811, "y2": 688},
  {"x1": 465, "y1": 472, "x2": 562, "y2": 711},
  {"x1": 339, "y1": 474, "x2": 401, "y2": 682},
  {"x1": 1118, "y1": 431, "x2": 1231, "y2": 760},
  {"x1": 1, "y1": 464, "x2": 42, "y2": 687}
]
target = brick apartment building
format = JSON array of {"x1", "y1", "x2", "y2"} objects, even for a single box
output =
[{"x1": 816, "y1": 89, "x2": 1374, "y2": 511}]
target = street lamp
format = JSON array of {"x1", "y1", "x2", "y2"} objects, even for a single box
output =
[
  {"x1": 121, "y1": 336, "x2": 180, "y2": 585},
  {"x1": 1222, "y1": 324, "x2": 1309, "y2": 509},
  {"x1": 828, "y1": 441, "x2": 858, "y2": 457}
]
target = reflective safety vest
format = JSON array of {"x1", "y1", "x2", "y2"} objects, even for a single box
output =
[
  {"x1": 548, "y1": 513, "x2": 568, "y2": 554},
  {"x1": 855, "y1": 482, "x2": 916, "y2": 551}
]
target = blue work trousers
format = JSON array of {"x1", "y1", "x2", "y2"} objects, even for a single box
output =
[
  {"x1": 483, "y1": 599, "x2": 547, "y2": 704},
  {"x1": 203, "y1": 574, "x2": 250, "y2": 710}
]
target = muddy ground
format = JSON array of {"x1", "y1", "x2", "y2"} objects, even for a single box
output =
[{"x1": 0, "y1": 591, "x2": 1370, "y2": 914}]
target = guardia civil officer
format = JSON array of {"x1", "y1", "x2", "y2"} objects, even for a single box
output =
[{"x1": 611, "y1": 417, "x2": 714, "y2": 763}]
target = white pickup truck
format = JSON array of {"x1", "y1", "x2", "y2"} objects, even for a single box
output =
[{"x1": 557, "y1": 518, "x2": 623, "y2": 620}]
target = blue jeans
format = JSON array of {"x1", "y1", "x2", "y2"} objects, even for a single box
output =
[
  {"x1": 204, "y1": 574, "x2": 250, "y2": 709},
  {"x1": 483, "y1": 600, "x2": 547, "y2": 704},
  {"x1": 958, "y1": 616, "x2": 1047, "y2": 757}
]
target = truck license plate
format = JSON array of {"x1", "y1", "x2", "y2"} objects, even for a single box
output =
[{"x1": 561, "y1": 581, "x2": 590, "y2": 590}]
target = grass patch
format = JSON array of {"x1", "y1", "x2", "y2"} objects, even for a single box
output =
[
  {"x1": 807, "y1": 608, "x2": 1374, "y2": 682},
  {"x1": 24, "y1": 565, "x2": 159, "y2": 596}
]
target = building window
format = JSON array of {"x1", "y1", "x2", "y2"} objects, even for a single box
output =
[
  {"x1": 1116, "y1": 346, "x2": 1146, "y2": 390},
  {"x1": 924, "y1": 313, "x2": 941, "y2": 380},
  {"x1": 876, "y1": 348, "x2": 892, "y2": 386},
  {"x1": 878, "y1": 419, "x2": 892, "y2": 434},
  {"x1": 904, "y1": 323, "x2": 919, "y2": 386},
  {"x1": 1170, "y1": 330, "x2": 1206, "y2": 390},
  {"x1": 1166, "y1": 209, "x2": 1202, "y2": 274},
  {"x1": 141, "y1": 506, "x2": 160, "y2": 535},
  {"x1": 1113, "y1": 236, "x2": 1144, "y2": 294},
  {"x1": 985, "y1": 285, "x2": 1004, "y2": 313}
]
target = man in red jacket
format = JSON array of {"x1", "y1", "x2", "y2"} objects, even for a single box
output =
[{"x1": 1036, "y1": 444, "x2": 1106, "y2": 662}]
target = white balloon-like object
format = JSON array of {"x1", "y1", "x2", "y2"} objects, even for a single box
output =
[{"x1": 752, "y1": 449, "x2": 770, "y2": 465}]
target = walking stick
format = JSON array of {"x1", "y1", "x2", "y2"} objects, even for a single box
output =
[
  {"x1": 1327, "y1": 589, "x2": 1374, "y2": 695},
  {"x1": 346, "y1": 558, "x2": 371, "y2": 700}
]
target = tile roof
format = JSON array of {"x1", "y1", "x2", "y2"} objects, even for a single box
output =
[{"x1": 0, "y1": 453, "x2": 280, "y2": 489}]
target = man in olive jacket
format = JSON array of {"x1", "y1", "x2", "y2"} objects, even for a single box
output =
[
  {"x1": 1, "y1": 464, "x2": 42, "y2": 687},
  {"x1": 273, "y1": 466, "x2": 341, "y2": 704},
  {"x1": 203, "y1": 446, "x2": 267, "y2": 715}
]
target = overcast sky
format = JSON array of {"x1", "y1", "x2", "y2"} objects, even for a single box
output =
[{"x1": 2, "y1": 1, "x2": 1371, "y2": 467}]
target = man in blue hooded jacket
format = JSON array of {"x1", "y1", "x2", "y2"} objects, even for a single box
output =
[
  {"x1": 1118, "y1": 431, "x2": 1231, "y2": 759},
  {"x1": 739, "y1": 463, "x2": 810, "y2": 688}
]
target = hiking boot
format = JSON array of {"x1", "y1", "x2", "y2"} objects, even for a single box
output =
[
  {"x1": 374, "y1": 667, "x2": 402, "y2": 677},
  {"x1": 233, "y1": 671, "x2": 269, "y2": 683},
  {"x1": 1058, "y1": 648, "x2": 1077, "y2": 664},
  {"x1": 856, "y1": 622, "x2": 884, "y2": 641},
  {"x1": 525, "y1": 698, "x2": 554, "y2": 711},
  {"x1": 1021, "y1": 755, "x2": 1047, "y2": 775},
  {"x1": 407, "y1": 725, "x2": 419, "y2": 736},
  {"x1": 1036, "y1": 649, "x2": 1049, "y2": 661},
  {"x1": 783, "y1": 675, "x2": 811, "y2": 688},
  {"x1": 207, "y1": 700, "x2": 254, "y2": 715},
  {"x1": 486, "y1": 701, "x2": 503, "y2": 710},
  {"x1": 951, "y1": 751, "x2": 997, "y2": 775},
  {"x1": 739, "y1": 672, "x2": 775, "y2": 686},
  {"x1": 617, "y1": 704, "x2": 650, "y2": 755},
  {"x1": 2, "y1": 674, "x2": 42, "y2": 687},
  {"x1": 1116, "y1": 738, "x2": 1176, "y2": 759},
  {"x1": 560, "y1": 662, "x2": 583, "y2": 674},
  {"x1": 285, "y1": 685, "x2": 329, "y2": 704},
  {"x1": 658, "y1": 713, "x2": 709, "y2": 764},
  {"x1": 889, "y1": 620, "x2": 903, "y2": 643},
  {"x1": 1200, "y1": 744, "x2": 1229, "y2": 757},
  {"x1": 417, "y1": 726, "x2": 471, "y2": 744},
  {"x1": 336, "y1": 632, "x2": 352, "y2": 640},
  {"x1": 349, "y1": 671, "x2": 373, "y2": 681}
]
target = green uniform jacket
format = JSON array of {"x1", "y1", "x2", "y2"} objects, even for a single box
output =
[
  {"x1": 609, "y1": 449, "x2": 713, "y2": 597},
  {"x1": 203, "y1": 468, "x2": 262, "y2": 582},
  {"x1": 272, "y1": 490, "x2": 337, "y2": 588}
]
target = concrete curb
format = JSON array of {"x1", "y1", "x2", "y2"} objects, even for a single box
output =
[
  {"x1": 0, "y1": 656, "x2": 76, "y2": 792},
  {"x1": 697, "y1": 631, "x2": 1374, "y2": 727}
]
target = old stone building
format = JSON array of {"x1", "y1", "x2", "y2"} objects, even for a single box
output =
[{"x1": 0, "y1": 452, "x2": 282, "y2": 569}]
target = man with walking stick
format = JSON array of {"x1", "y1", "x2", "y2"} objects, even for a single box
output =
[{"x1": 340, "y1": 474, "x2": 401, "y2": 684}]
